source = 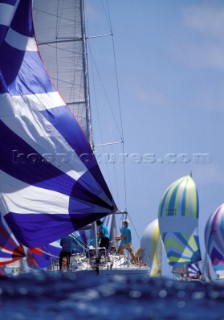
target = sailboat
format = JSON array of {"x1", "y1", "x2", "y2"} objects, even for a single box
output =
[
  {"x1": 0, "y1": 0, "x2": 149, "y2": 276},
  {"x1": 0, "y1": 214, "x2": 61, "y2": 274},
  {"x1": 158, "y1": 175, "x2": 202, "y2": 280},
  {"x1": 187, "y1": 262, "x2": 202, "y2": 280},
  {"x1": 204, "y1": 203, "x2": 224, "y2": 280},
  {"x1": 140, "y1": 218, "x2": 162, "y2": 277}
]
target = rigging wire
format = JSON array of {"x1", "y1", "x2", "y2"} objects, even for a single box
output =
[
  {"x1": 86, "y1": 29, "x2": 122, "y2": 206},
  {"x1": 103, "y1": 1, "x2": 143, "y2": 243},
  {"x1": 86, "y1": 1, "x2": 140, "y2": 242},
  {"x1": 88, "y1": 52, "x2": 121, "y2": 206},
  {"x1": 87, "y1": 44, "x2": 123, "y2": 139},
  {"x1": 99, "y1": 0, "x2": 128, "y2": 211},
  {"x1": 88, "y1": 59, "x2": 117, "y2": 201},
  {"x1": 103, "y1": 0, "x2": 128, "y2": 213}
]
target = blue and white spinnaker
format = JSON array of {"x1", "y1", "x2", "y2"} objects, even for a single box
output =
[{"x1": 0, "y1": 0, "x2": 116, "y2": 248}]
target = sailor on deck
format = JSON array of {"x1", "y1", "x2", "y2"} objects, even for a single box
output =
[
  {"x1": 59, "y1": 235, "x2": 75, "y2": 270},
  {"x1": 96, "y1": 219, "x2": 110, "y2": 250},
  {"x1": 115, "y1": 219, "x2": 137, "y2": 264}
]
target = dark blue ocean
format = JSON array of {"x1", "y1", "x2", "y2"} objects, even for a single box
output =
[{"x1": 1, "y1": 272, "x2": 224, "y2": 320}]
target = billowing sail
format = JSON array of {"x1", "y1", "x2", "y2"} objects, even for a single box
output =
[
  {"x1": 32, "y1": 0, "x2": 91, "y2": 141},
  {"x1": 0, "y1": 217, "x2": 25, "y2": 266},
  {"x1": 205, "y1": 204, "x2": 224, "y2": 279},
  {"x1": 27, "y1": 241, "x2": 60, "y2": 269},
  {"x1": 0, "y1": 215, "x2": 60, "y2": 268},
  {"x1": 158, "y1": 176, "x2": 201, "y2": 267},
  {"x1": 188, "y1": 262, "x2": 202, "y2": 279},
  {"x1": 0, "y1": 0, "x2": 116, "y2": 248},
  {"x1": 140, "y1": 218, "x2": 162, "y2": 276}
]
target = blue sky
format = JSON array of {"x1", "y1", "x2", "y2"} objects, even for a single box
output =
[{"x1": 85, "y1": 0, "x2": 224, "y2": 271}]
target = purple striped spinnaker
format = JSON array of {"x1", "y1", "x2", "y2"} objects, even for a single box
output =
[{"x1": 205, "y1": 204, "x2": 224, "y2": 278}]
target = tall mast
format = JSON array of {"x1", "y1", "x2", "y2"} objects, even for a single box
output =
[{"x1": 81, "y1": 0, "x2": 93, "y2": 149}]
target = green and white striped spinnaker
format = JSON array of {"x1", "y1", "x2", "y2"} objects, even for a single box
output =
[{"x1": 158, "y1": 176, "x2": 201, "y2": 267}]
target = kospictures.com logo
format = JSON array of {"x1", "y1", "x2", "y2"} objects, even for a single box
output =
[{"x1": 12, "y1": 150, "x2": 212, "y2": 166}]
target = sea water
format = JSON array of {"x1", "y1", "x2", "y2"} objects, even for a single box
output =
[{"x1": 0, "y1": 272, "x2": 224, "y2": 320}]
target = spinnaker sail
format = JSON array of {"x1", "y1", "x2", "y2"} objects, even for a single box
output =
[
  {"x1": 188, "y1": 262, "x2": 202, "y2": 279},
  {"x1": 140, "y1": 218, "x2": 162, "y2": 277},
  {"x1": 205, "y1": 204, "x2": 224, "y2": 279},
  {"x1": 158, "y1": 176, "x2": 201, "y2": 269},
  {"x1": 0, "y1": 215, "x2": 60, "y2": 268},
  {"x1": 0, "y1": 0, "x2": 117, "y2": 248},
  {"x1": 0, "y1": 217, "x2": 25, "y2": 266},
  {"x1": 27, "y1": 241, "x2": 61, "y2": 269}
]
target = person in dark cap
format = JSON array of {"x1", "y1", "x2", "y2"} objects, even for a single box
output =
[{"x1": 96, "y1": 219, "x2": 110, "y2": 250}]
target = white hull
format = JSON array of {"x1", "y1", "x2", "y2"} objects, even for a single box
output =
[
  {"x1": 2, "y1": 252, "x2": 150, "y2": 278},
  {"x1": 49, "y1": 253, "x2": 150, "y2": 277}
]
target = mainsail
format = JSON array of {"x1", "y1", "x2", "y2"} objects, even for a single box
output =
[
  {"x1": 0, "y1": 0, "x2": 117, "y2": 248},
  {"x1": 32, "y1": 0, "x2": 92, "y2": 142},
  {"x1": 205, "y1": 204, "x2": 224, "y2": 279},
  {"x1": 158, "y1": 176, "x2": 201, "y2": 268},
  {"x1": 140, "y1": 218, "x2": 162, "y2": 277}
]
